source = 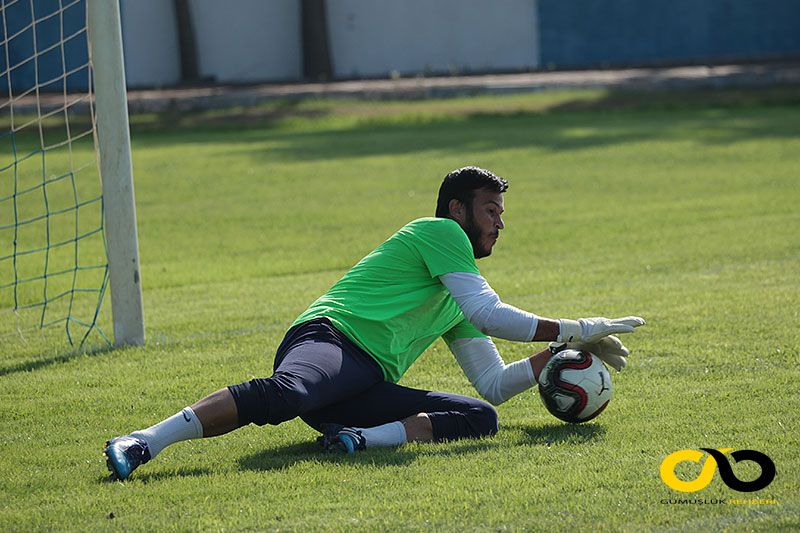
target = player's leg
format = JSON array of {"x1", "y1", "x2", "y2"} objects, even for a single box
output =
[
  {"x1": 402, "y1": 412, "x2": 434, "y2": 442},
  {"x1": 307, "y1": 382, "x2": 499, "y2": 453},
  {"x1": 325, "y1": 411, "x2": 433, "y2": 453},
  {"x1": 228, "y1": 320, "x2": 384, "y2": 428},
  {"x1": 189, "y1": 386, "x2": 240, "y2": 436},
  {"x1": 102, "y1": 387, "x2": 243, "y2": 481},
  {"x1": 104, "y1": 319, "x2": 383, "y2": 479}
]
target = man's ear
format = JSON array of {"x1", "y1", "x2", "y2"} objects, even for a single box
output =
[{"x1": 448, "y1": 198, "x2": 466, "y2": 223}]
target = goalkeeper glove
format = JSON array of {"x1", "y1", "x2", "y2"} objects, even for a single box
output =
[
  {"x1": 567, "y1": 335, "x2": 631, "y2": 372},
  {"x1": 557, "y1": 316, "x2": 645, "y2": 344}
]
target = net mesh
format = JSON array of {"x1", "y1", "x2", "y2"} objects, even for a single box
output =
[{"x1": 1, "y1": 0, "x2": 109, "y2": 346}]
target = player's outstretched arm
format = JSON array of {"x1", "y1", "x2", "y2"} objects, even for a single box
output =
[
  {"x1": 450, "y1": 337, "x2": 582, "y2": 404},
  {"x1": 440, "y1": 272, "x2": 645, "y2": 344},
  {"x1": 440, "y1": 272, "x2": 538, "y2": 341},
  {"x1": 448, "y1": 327, "x2": 640, "y2": 406},
  {"x1": 450, "y1": 336, "x2": 537, "y2": 405}
]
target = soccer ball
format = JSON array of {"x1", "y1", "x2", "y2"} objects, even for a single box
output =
[{"x1": 538, "y1": 349, "x2": 612, "y2": 423}]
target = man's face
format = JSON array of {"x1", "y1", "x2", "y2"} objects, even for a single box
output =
[{"x1": 453, "y1": 189, "x2": 505, "y2": 259}]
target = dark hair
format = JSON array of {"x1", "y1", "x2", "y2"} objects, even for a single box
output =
[{"x1": 435, "y1": 166, "x2": 509, "y2": 218}]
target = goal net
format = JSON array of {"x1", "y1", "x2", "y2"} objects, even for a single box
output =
[{"x1": 1, "y1": 0, "x2": 143, "y2": 349}]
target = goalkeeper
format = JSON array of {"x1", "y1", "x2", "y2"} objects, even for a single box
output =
[{"x1": 104, "y1": 166, "x2": 645, "y2": 480}]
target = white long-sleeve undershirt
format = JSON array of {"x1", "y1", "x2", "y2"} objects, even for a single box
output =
[
  {"x1": 439, "y1": 271, "x2": 538, "y2": 342},
  {"x1": 449, "y1": 336, "x2": 537, "y2": 405}
]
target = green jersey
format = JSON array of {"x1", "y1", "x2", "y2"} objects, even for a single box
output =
[{"x1": 293, "y1": 217, "x2": 487, "y2": 382}]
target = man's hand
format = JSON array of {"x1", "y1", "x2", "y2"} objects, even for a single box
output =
[
  {"x1": 557, "y1": 316, "x2": 646, "y2": 344},
  {"x1": 567, "y1": 335, "x2": 631, "y2": 372}
]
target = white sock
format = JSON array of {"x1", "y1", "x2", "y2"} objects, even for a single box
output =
[
  {"x1": 131, "y1": 407, "x2": 203, "y2": 458},
  {"x1": 354, "y1": 421, "x2": 407, "y2": 448}
]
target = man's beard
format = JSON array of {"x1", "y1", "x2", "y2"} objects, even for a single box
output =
[{"x1": 463, "y1": 209, "x2": 491, "y2": 259}]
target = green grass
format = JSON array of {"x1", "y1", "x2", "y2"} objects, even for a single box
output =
[{"x1": 1, "y1": 86, "x2": 799, "y2": 531}]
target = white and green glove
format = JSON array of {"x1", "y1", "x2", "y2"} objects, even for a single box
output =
[
  {"x1": 566, "y1": 335, "x2": 631, "y2": 372},
  {"x1": 557, "y1": 316, "x2": 646, "y2": 344}
]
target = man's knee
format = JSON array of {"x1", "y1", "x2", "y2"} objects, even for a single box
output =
[
  {"x1": 228, "y1": 373, "x2": 310, "y2": 427},
  {"x1": 474, "y1": 402, "x2": 499, "y2": 437},
  {"x1": 228, "y1": 379, "x2": 272, "y2": 426},
  {"x1": 430, "y1": 398, "x2": 499, "y2": 441}
]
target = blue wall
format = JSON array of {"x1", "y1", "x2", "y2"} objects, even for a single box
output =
[
  {"x1": 2, "y1": 0, "x2": 89, "y2": 92},
  {"x1": 538, "y1": 0, "x2": 800, "y2": 68}
]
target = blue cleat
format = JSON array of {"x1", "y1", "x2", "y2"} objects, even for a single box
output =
[
  {"x1": 316, "y1": 423, "x2": 345, "y2": 450},
  {"x1": 103, "y1": 436, "x2": 151, "y2": 480},
  {"x1": 318, "y1": 425, "x2": 366, "y2": 454}
]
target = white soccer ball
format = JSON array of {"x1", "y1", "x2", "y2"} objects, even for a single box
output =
[{"x1": 538, "y1": 349, "x2": 612, "y2": 423}]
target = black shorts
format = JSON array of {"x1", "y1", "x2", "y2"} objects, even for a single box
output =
[{"x1": 228, "y1": 318, "x2": 498, "y2": 441}]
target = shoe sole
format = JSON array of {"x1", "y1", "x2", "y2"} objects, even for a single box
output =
[{"x1": 103, "y1": 439, "x2": 126, "y2": 480}]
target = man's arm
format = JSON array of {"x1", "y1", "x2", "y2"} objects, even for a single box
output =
[
  {"x1": 439, "y1": 272, "x2": 644, "y2": 343},
  {"x1": 450, "y1": 336, "x2": 539, "y2": 405},
  {"x1": 450, "y1": 336, "x2": 565, "y2": 405},
  {"x1": 528, "y1": 346, "x2": 554, "y2": 381},
  {"x1": 531, "y1": 318, "x2": 559, "y2": 342},
  {"x1": 440, "y1": 272, "x2": 538, "y2": 341},
  {"x1": 451, "y1": 335, "x2": 635, "y2": 406}
]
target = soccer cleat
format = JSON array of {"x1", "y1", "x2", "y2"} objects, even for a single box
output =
[
  {"x1": 103, "y1": 436, "x2": 151, "y2": 480},
  {"x1": 319, "y1": 425, "x2": 366, "y2": 454},
  {"x1": 316, "y1": 423, "x2": 345, "y2": 450}
]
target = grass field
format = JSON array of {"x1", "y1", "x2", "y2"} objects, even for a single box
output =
[{"x1": 1, "y1": 85, "x2": 799, "y2": 531}]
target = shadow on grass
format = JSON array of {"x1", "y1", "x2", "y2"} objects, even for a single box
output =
[
  {"x1": 235, "y1": 424, "x2": 604, "y2": 474},
  {"x1": 95, "y1": 424, "x2": 603, "y2": 483},
  {"x1": 0, "y1": 342, "x2": 115, "y2": 378},
  {"x1": 98, "y1": 466, "x2": 214, "y2": 485},
  {"x1": 237, "y1": 438, "x2": 500, "y2": 472},
  {"x1": 13, "y1": 85, "x2": 797, "y2": 160},
  {"x1": 506, "y1": 421, "x2": 607, "y2": 446}
]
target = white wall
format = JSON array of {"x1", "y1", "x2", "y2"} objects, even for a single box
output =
[
  {"x1": 118, "y1": 0, "x2": 539, "y2": 87},
  {"x1": 120, "y1": 0, "x2": 301, "y2": 88},
  {"x1": 120, "y1": 0, "x2": 182, "y2": 87},
  {"x1": 190, "y1": 0, "x2": 301, "y2": 83},
  {"x1": 327, "y1": 0, "x2": 540, "y2": 79}
]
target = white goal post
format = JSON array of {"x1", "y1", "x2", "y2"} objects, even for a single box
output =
[
  {"x1": 86, "y1": 0, "x2": 144, "y2": 346},
  {"x1": 1, "y1": 0, "x2": 143, "y2": 348}
]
